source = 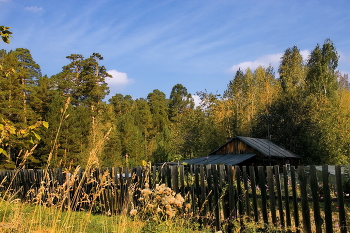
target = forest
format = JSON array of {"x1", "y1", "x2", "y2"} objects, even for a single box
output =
[{"x1": 0, "y1": 38, "x2": 349, "y2": 169}]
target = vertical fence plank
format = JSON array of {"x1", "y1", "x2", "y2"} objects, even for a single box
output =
[
  {"x1": 171, "y1": 165, "x2": 178, "y2": 192},
  {"x1": 267, "y1": 166, "x2": 277, "y2": 226},
  {"x1": 199, "y1": 165, "x2": 207, "y2": 226},
  {"x1": 242, "y1": 166, "x2": 250, "y2": 219},
  {"x1": 118, "y1": 167, "x2": 124, "y2": 212},
  {"x1": 322, "y1": 165, "x2": 333, "y2": 233},
  {"x1": 166, "y1": 166, "x2": 171, "y2": 188},
  {"x1": 258, "y1": 166, "x2": 268, "y2": 224},
  {"x1": 309, "y1": 165, "x2": 322, "y2": 233},
  {"x1": 282, "y1": 166, "x2": 292, "y2": 231},
  {"x1": 206, "y1": 165, "x2": 214, "y2": 216},
  {"x1": 219, "y1": 164, "x2": 229, "y2": 226},
  {"x1": 151, "y1": 166, "x2": 156, "y2": 188},
  {"x1": 335, "y1": 165, "x2": 347, "y2": 233},
  {"x1": 124, "y1": 167, "x2": 130, "y2": 211},
  {"x1": 226, "y1": 165, "x2": 235, "y2": 219},
  {"x1": 194, "y1": 165, "x2": 201, "y2": 218},
  {"x1": 159, "y1": 165, "x2": 165, "y2": 184},
  {"x1": 212, "y1": 164, "x2": 220, "y2": 231},
  {"x1": 274, "y1": 165, "x2": 284, "y2": 228},
  {"x1": 189, "y1": 165, "x2": 196, "y2": 215},
  {"x1": 290, "y1": 166, "x2": 300, "y2": 233},
  {"x1": 235, "y1": 166, "x2": 244, "y2": 220},
  {"x1": 133, "y1": 167, "x2": 142, "y2": 206},
  {"x1": 249, "y1": 166, "x2": 258, "y2": 222},
  {"x1": 180, "y1": 165, "x2": 185, "y2": 198},
  {"x1": 298, "y1": 166, "x2": 312, "y2": 233},
  {"x1": 111, "y1": 167, "x2": 118, "y2": 213}
]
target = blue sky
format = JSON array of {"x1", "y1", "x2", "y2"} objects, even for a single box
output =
[{"x1": 1, "y1": 0, "x2": 350, "y2": 102}]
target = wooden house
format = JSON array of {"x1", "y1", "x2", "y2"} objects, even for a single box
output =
[{"x1": 170, "y1": 136, "x2": 301, "y2": 166}]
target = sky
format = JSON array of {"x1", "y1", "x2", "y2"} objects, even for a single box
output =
[{"x1": 1, "y1": 0, "x2": 350, "y2": 102}]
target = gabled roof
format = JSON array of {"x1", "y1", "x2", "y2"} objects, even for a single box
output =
[
  {"x1": 210, "y1": 136, "x2": 301, "y2": 159},
  {"x1": 167, "y1": 153, "x2": 256, "y2": 166}
]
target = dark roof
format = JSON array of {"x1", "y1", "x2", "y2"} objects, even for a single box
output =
[
  {"x1": 210, "y1": 136, "x2": 301, "y2": 159},
  {"x1": 167, "y1": 153, "x2": 256, "y2": 166}
]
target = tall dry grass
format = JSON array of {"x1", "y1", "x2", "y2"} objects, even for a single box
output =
[{"x1": 0, "y1": 98, "x2": 205, "y2": 233}]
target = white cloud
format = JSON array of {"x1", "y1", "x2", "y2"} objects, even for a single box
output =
[
  {"x1": 25, "y1": 6, "x2": 43, "y2": 13},
  {"x1": 106, "y1": 70, "x2": 133, "y2": 91},
  {"x1": 229, "y1": 53, "x2": 283, "y2": 73},
  {"x1": 191, "y1": 94, "x2": 201, "y2": 107},
  {"x1": 229, "y1": 50, "x2": 310, "y2": 73},
  {"x1": 300, "y1": 50, "x2": 310, "y2": 61}
]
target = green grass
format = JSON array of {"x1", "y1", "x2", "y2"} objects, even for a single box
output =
[{"x1": 0, "y1": 199, "x2": 209, "y2": 233}]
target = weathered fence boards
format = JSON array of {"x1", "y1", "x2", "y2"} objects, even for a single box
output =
[{"x1": 0, "y1": 165, "x2": 349, "y2": 232}]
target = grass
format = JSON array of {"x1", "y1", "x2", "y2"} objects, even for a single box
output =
[
  {"x1": 0, "y1": 199, "x2": 142, "y2": 232},
  {"x1": 0, "y1": 198, "x2": 209, "y2": 233}
]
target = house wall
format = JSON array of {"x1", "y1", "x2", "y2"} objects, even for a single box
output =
[{"x1": 213, "y1": 138, "x2": 263, "y2": 157}]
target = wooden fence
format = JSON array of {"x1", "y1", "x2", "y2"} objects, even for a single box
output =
[{"x1": 0, "y1": 165, "x2": 349, "y2": 233}]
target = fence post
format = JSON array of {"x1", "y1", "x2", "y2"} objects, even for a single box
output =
[
  {"x1": 235, "y1": 165, "x2": 244, "y2": 221},
  {"x1": 242, "y1": 166, "x2": 250, "y2": 220},
  {"x1": 274, "y1": 165, "x2": 284, "y2": 228},
  {"x1": 212, "y1": 164, "x2": 221, "y2": 231},
  {"x1": 226, "y1": 165, "x2": 236, "y2": 219},
  {"x1": 267, "y1": 166, "x2": 277, "y2": 226},
  {"x1": 309, "y1": 165, "x2": 322, "y2": 233},
  {"x1": 249, "y1": 166, "x2": 259, "y2": 222},
  {"x1": 282, "y1": 166, "x2": 292, "y2": 230},
  {"x1": 206, "y1": 164, "x2": 214, "y2": 215},
  {"x1": 258, "y1": 166, "x2": 268, "y2": 225},
  {"x1": 151, "y1": 165, "x2": 156, "y2": 189},
  {"x1": 291, "y1": 166, "x2": 300, "y2": 233},
  {"x1": 199, "y1": 165, "x2": 207, "y2": 226},
  {"x1": 298, "y1": 166, "x2": 312, "y2": 233},
  {"x1": 179, "y1": 165, "x2": 185, "y2": 198},
  {"x1": 322, "y1": 165, "x2": 333, "y2": 233},
  {"x1": 335, "y1": 165, "x2": 347, "y2": 233},
  {"x1": 171, "y1": 165, "x2": 178, "y2": 192}
]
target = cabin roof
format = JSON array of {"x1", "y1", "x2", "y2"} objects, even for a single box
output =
[
  {"x1": 167, "y1": 153, "x2": 256, "y2": 166},
  {"x1": 210, "y1": 136, "x2": 302, "y2": 159}
]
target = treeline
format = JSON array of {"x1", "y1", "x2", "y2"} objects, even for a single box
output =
[{"x1": 0, "y1": 39, "x2": 349, "y2": 169}]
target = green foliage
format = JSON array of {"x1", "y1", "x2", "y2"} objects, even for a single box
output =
[
  {"x1": 278, "y1": 45, "x2": 305, "y2": 94},
  {"x1": 1, "y1": 39, "x2": 349, "y2": 167},
  {"x1": 168, "y1": 84, "x2": 194, "y2": 121},
  {"x1": 221, "y1": 65, "x2": 279, "y2": 138},
  {"x1": 0, "y1": 26, "x2": 12, "y2": 44},
  {"x1": 51, "y1": 53, "x2": 111, "y2": 108},
  {"x1": 0, "y1": 119, "x2": 48, "y2": 168},
  {"x1": 306, "y1": 38, "x2": 339, "y2": 98}
]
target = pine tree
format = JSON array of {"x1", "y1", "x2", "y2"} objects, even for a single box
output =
[
  {"x1": 168, "y1": 84, "x2": 194, "y2": 121},
  {"x1": 147, "y1": 89, "x2": 170, "y2": 137},
  {"x1": 52, "y1": 53, "x2": 111, "y2": 108},
  {"x1": 0, "y1": 48, "x2": 42, "y2": 164}
]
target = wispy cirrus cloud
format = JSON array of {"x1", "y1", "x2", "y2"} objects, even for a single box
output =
[{"x1": 25, "y1": 6, "x2": 43, "y2": 13}]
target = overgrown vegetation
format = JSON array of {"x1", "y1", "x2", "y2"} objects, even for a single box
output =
[
  {"x1": 1, "y1": 39, "x2": 349, "y2": 168},
  {"x1": 1, "y1": 28, "x2": 350, "y2": 233}
]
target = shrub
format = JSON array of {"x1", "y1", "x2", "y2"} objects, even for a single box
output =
[{"x1": 132, "y1": 183, "x2": 191, "y2": 221}]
